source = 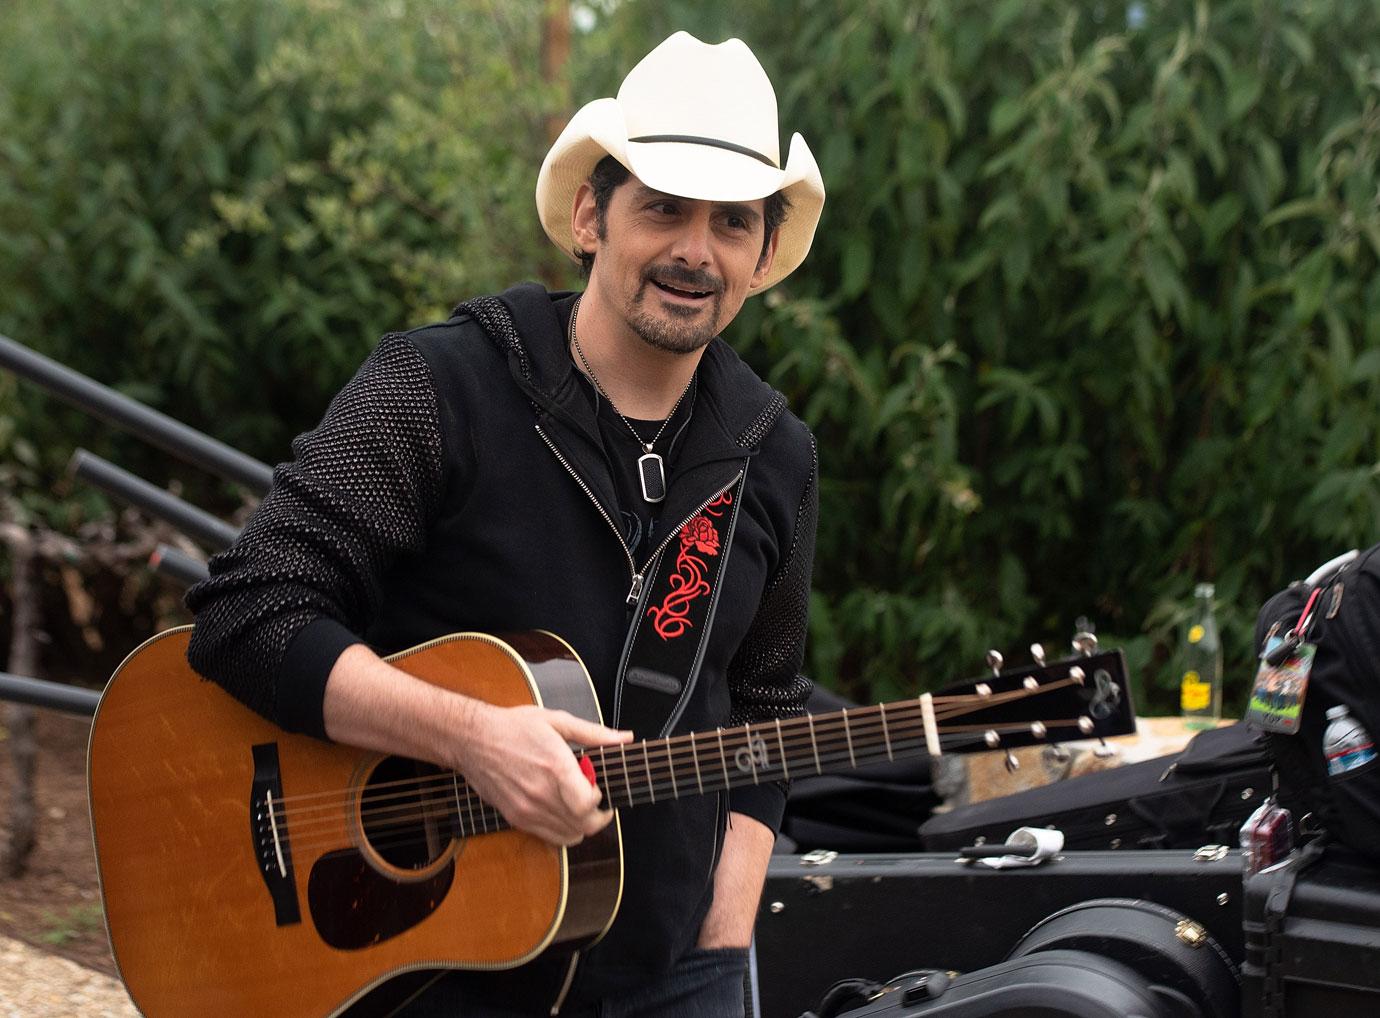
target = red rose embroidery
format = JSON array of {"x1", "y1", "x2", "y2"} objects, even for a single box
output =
[
  {"x1": 682, "y1": 515, "x2": 719, "y2": 556},
  {"x1": 646, "y1": 491, "x2": 734, "y2": 640}
]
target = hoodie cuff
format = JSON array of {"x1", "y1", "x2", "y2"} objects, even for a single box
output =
[
  {"x1": 276, "y1": 617, "x2": 363, "y2": 739},
  {"x1": 728, "y1": 781, "x2": 789, "y2": 835}
]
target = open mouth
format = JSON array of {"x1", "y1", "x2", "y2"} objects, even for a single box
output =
[{"x1": 651, "y1": 279, "x2": 714, "y2": 300}]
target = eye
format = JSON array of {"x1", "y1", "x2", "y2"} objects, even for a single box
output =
[{"x1": 648, "y1": 200, "x2": 679, "y2": 216}]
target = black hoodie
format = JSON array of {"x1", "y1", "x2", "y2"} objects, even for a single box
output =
[{"x1": 186, "y1": 283, "x2": 818, "y2": 1011}]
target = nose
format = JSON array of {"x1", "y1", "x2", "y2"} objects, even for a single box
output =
[{"x1": 669, "y1": 210, "x2": 713, "y2": 269}]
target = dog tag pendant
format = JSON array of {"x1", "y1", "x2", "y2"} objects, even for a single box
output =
[{"x1": 637, "y1": 450, "x2": 667, "y2": 503}]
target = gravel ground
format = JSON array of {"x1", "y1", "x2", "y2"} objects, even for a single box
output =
[{"x1": 0, "y1": 936, "x2": 138, "y2": 1018}]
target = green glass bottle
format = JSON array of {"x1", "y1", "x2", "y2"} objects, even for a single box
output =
[{"x1": 1180, "y1": 583, "x2": 1223, "y2": 729}]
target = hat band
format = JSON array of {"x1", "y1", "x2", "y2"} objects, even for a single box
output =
[{"x1": 627, "y1": 134, "x2": 779, "y2": 170}]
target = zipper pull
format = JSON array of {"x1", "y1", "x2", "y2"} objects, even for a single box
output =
[{"x1": 626, "y1": 573, "x2": 645, "y2": 606}]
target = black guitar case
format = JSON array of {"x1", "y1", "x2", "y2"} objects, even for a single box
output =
[{"x1": 819, "y1": 898, "x2": 1238, "y2": 1018}]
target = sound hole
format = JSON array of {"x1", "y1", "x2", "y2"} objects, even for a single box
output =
[{"x1": 360, "y1": 757, "x2": 455, "y2": 870}]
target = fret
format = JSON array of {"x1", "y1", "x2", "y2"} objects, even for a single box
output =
[
  {"x1": 717, "y1": 728, "x2": 730, "y2": 791},
  {"x1": 775, "y1": 719, "x2": 789, "y2": 780},
  {"x1": 619, "y1": 742, "x2": 632, "y2": 809},
  {"x1": 807, "y1": 714, "x2": 822, "y2": 774},
  {"x1": 842, "y1": 707, "x2": 856, "y2": 768},
  {"x1": 880, "y1": 703, "x2": 894, "y2": 761},
  {"x1": 642, "y1": 741, "x2": 655, "y2": 804},
  {"x1": 747, "y1": 726, "x2": 759, "y2": 785},
  {"x1": 691, "y1": 732, "x2": 704, "y2": 795},
  {"x1": 667, "y1": 739, "x2": 680, "y2": 799}
]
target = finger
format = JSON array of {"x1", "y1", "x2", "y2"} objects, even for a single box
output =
[
  {"x1": 581, "y1": 807, "x2": 616, "y2": 837},
  {"x1": 547, "y1": 711, "x2": 634, "y2": 747},
  {"x1": 556, "y1": 767, "x2": 603, "y2": 816}
]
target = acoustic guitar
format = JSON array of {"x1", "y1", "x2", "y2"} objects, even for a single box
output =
[{"x1": 87, "y1": 626, "x2": 1133, "y2": 1017}]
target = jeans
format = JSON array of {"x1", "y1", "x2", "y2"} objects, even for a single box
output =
[{"x1": 398, "y1": 946, "x2": 749, "y2": 1018}]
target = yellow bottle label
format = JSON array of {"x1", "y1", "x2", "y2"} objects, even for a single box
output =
[
  {"x1": 1181, "y1": 672, "x2": 1211, "y2": 711},
  {"x1": 1188, "y1": 625, "x2": 1205, "y2": 644}
]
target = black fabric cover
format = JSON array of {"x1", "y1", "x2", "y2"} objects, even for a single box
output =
[
  {"x1": 920, "y1": 723, "x2": 1271, "y2": 852},
  {"x1": 778, "y1": 685, "x2": 939, "y2": 853}
]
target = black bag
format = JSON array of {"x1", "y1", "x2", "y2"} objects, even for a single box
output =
[
  {"x1": 1253, "y1": 545, "x2": 1380, "y2": 862},
  {"x1": 918, "y1": 723, "x2": 1271, "y2": 852},
  {"x1": 1241, "y1": 842, "x2": 1380, "y2": 1017}
]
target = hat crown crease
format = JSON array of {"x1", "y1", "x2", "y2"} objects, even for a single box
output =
[{"x1": 616, "y1": 33, "x2": 781, "y2": 166}]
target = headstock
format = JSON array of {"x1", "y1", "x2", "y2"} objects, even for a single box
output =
[{"x1": 928, "y1": 635, "x2": 1135, "y2": 757}]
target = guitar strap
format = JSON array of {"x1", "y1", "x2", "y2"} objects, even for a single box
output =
[{"x1": 615, "y1": 466, "x2": 749, "y2": 738}]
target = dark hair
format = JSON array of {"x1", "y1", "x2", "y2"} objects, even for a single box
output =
[{"x1": 576, "y1": 155, "x2": 791, "y2": 277}]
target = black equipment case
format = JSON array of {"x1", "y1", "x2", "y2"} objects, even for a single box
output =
[
  {"x1": 1241, "y1": 843, "x2": 1380, "y2": 1017},
  {"x1": 918, "y1": 723, "x2": 1271, "y2": 853},
  {"x1": 752, "y1": 849, "x2": 1245, "y2": 1018}
]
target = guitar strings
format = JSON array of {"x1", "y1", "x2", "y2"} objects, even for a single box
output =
[
  {"x1": 277, "y1": 716, "x2": 1087, "y2": 853},
  {"x1": 281, "y1": 728, "x2": 1004, "y2": 856},
  {"x1": 268, "y1": 689, "x2": 1093, "y2": 843},
  {"x1": 268, "y1": 694, "x2": 1007, "y2": 831},
  {"x1": 269, "y1": 677, "x2": 1082, "y2": 818},
  {"x1": 263, "y1": 679, "x2": 1082, "y2": 811}
]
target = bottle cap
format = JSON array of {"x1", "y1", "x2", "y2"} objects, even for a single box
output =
[{"x1": 1326, "y1": 705, "x2": 1351, "y2": 721}]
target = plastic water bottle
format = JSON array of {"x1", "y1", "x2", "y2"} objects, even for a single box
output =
[
  {"x1": 1324, "y1": 705, "x2": 1377, "y2": 775},
  {"x1": 1180, "y1": 583, "x2": 1223, "y2": 729}
]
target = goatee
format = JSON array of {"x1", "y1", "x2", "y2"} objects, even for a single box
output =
[{"x1": 629, "y1": 265, "x2": 724, "y2": 354}]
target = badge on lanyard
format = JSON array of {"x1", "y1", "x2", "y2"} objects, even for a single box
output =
[{"x1": 1246, "y1": 586, "x2": 1323, "y2": 734}]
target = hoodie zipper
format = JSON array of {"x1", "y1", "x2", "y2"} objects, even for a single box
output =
[{"x1": 536, "y1": 424, "x2": 743, "y2": 606}]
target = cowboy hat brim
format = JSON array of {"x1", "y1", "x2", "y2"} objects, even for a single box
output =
[{"x1": 536, "y1": 97, "x2": 824, "y2": 293}]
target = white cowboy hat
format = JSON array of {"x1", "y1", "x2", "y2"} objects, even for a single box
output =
[{"x1": 536, "y1": 31, "x2": 825, "y2": 293}]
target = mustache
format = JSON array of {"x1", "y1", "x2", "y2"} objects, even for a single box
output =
[{"x1": 643, "y1": 264, "x2": 723, "y2": 294}]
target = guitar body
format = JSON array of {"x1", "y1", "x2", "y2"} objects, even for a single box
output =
[{"x1": 88, "y1": 628, "x2": 621, "y2": 1018}]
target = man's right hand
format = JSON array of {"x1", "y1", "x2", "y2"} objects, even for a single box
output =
[
  {"x1": 452, "y1": 701, "x2": 632, "y2": 847},
  {"x1": 322, "y1": 642, "x2": 632, "y2": 848}
]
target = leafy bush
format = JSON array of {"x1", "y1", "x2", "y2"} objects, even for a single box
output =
[
  {"x1": 590, "y1": 0, "x2": 1380, "y2": 710},
  {"x1": 5, "y1": 0, "x2": 1380, "y2": 715}
]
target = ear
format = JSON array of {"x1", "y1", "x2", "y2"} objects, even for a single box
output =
[
  {"x1": 571, "y1": 182, "x2": 600, "y2": 258},
  {"x1": 749, "y1": 227, "x2": 781, "y2": 290}
]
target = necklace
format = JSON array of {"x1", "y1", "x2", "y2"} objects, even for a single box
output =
[{"x1": 568, "y1": 295, "x2": 694, "y2": 504}]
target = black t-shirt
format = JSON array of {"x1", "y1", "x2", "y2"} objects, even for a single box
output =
[
  {"x1": 580, "y1": 372, "x2": 696, "y2": 560},
  {"x1": 555, "y1": 297, "x2": 698, "y2": 559}
]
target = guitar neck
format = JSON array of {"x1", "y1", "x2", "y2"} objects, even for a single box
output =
[
  {"x1": 590, "y1": 703, "x2": 934, "y2": 811},
  {"x1": 445, "y1": 650, "x2": 1129, "y2": 836}
]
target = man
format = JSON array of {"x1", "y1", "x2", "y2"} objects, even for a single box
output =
[{"x1": 186, "y1": 31, "x2": 825, "y2": 1017}]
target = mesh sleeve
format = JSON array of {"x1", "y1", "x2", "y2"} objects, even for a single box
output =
[
  {"x1": 184, "y1": 334, "x2": 446, "y2": 736},
  {"x1": 726, "y1": 434, "x2": 818, "y2": 831}
]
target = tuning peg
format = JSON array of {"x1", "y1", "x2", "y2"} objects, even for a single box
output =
[
  {"x1": 1030, "y1": 722, "x2": 1048, "y2": 739},
  {"x1": 1069, "y1": 666, "x2": 1085, "y2": 684},
  {"x1": 974, "y1": 682, "x2": 992, "y2": 697},
  {"x1": 1030, "y1": 643, "x2": 1046, "y2": 667},
  {"x1": 1094, "y1": 738, "x2": 1116, "y2": 759},
  {"x1": 1023, "y1": 676, "x2": 1039, "y2": 691},
  {"x1": 1004, "y1": 751, "x2": 1020, "y2": 773},
  {"x1": 1077, "y1": 716, "x2": 1095, "y2": 735},
  {"x1": 1072, "y1": 630, "x2": 1099, "y2": 657},
  {"x1": 985, "y1": 649, "x2": 1004, "y2": 677},
  {"x1": 984, "y1": 729, "x2": 1000, "y2": 748},
  {"x1": 1047, "y1": 744, "x2": 1071, "y2": 763}
]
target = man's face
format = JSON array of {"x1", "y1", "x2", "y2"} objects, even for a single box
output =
[{"x1": 573, "y1": 176, "x2": 779, "y2": 354}]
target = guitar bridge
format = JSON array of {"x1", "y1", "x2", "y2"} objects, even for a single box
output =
[{"x1": 251, "y1": 742, "x2": 301, "y2": 927}]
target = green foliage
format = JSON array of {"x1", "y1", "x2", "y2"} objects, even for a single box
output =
[
  {"x1": 0, "y1": 0, "x2": 564, "y2": 496},
  {"x1": 4, "y1": 0, "x2": 1380, "y2": 714},
  {"x1": 592, "y1": 0, "x2": 1380, "y2": 711}
]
